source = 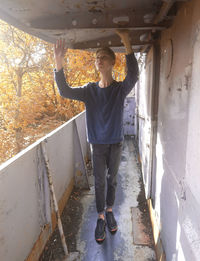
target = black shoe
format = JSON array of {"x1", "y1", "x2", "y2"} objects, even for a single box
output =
[
  {"x1": 95, "y1": 218, "x2": 106, "y2": 243},
  {"x1": 106, "y1": 211, "x2": 118, "y2": 233}
]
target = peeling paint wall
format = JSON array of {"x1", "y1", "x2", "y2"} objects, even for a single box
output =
[
  {"x1": 137, "y1": 47, "x2": 154, "y2": 199},
  {"x1": 138, "y1": 0, "x2": 200, "y2": 260},
  {"x1": 123, "y1": 97, "x2": 136, "y2": 135},
  {"x1": 0, "y1": 111, "x2": 88, "y2": 261}
]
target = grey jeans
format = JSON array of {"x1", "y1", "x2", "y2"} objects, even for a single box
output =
[{"x1": 92, "y1": 142, "x2": 123, "y2": 214}]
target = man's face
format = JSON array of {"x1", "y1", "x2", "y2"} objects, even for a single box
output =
[{"x1": 95, "y1": 51, "x2": 115, "y2": 73}]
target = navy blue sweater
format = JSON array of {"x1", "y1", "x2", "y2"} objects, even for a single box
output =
[{"x1": 54, "y1": 53, "x2": 138, "y2": 144}]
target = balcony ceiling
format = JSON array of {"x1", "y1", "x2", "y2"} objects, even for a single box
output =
[{"x1": 0, "y1": 0, "x2": 184, "y2": 52}]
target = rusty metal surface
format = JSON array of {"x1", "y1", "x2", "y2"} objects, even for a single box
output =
[{"x1": 0, "y1": 0, "x2": 181, "y2": 51}]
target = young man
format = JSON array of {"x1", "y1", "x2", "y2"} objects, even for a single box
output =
[{"x1": 54, "y1": 30, "x2": 138, "y2": 243}]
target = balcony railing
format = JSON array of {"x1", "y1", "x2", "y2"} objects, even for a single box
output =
[{"x1": 0, "y1": 111, "x2": 90, "y2": 261}]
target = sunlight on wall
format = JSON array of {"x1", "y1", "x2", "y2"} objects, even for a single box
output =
[
  {"x1": 185, "y1": 25, "x2": 200, "y2": 204},
  {"x1": 173, "y1": 193, "x2": 182, "y2": 261},
  {"x1": 155, "y1": 133, "x2": 164, "y2": 224},
  {"x1": 175, "y1": 220, "x2": 184, "y2": 261},
  {"x1": 139, "y1": 61, "x2": 147, "y2": 116}
]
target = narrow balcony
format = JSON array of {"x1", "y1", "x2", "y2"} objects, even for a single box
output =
[{"x1": 0, "y1": 106, "x2": 156, "y2": 261}]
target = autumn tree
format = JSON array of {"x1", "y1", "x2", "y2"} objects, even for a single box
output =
[
  {"x1": 0, "y1": 20, "x2": 126, "y2": 164},
  {"x1": 0, "y1": 20, "x2": 47, "y2": 151}
]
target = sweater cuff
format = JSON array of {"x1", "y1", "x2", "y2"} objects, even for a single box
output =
[{"x1": 54, "y1": 68, "x2": 64, "y2": 74}]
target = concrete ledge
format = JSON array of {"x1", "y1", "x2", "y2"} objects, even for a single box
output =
[
  {"x1": 132, "y1": 207, "x2": 153, "y2": 246},
  {"x1": 0, "y1": 111, "x2": 89, "y2": 261},
  {"x1": 26, "y1": 177, "x2": 74, "y2": 261},
  {"x1": 147, "y1": 199, "x2": 166, "y2": 261}
]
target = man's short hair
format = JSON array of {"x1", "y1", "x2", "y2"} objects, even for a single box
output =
[{"x1": 96, "y1": 47, "x2": 116, "y2": 62}]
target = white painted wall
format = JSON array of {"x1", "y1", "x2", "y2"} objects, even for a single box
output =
[
  {"x1": 137, "y1": 50, "x2": 154, "y2": 199},
  {"x1": 0, "y1": 111, "x2": 88, "y2": 261},
  {"x1": 137, "y1": 0, "x2": 200, "y2": 260}
]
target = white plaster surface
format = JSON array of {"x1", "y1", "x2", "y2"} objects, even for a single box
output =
[
  {"x1": 137, "y1": 1, "x2": 200, "y2": 261},
  {"x1": 185, "y1": 22, "x2": 200, "y2": 204}
]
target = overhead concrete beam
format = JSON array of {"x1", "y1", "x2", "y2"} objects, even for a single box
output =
[
  {"x1": 72, "y1": 33, "x2": 153, "y2": 50},
  {"x1": 153, "y1": 0, "x2": 189, "y2": 24},
  {"x1": 29, "y1": 11, "x2": 166, "y2": 31},
  {"x1": 153, "y1": 0, "x2": 175, "y2": 24}
]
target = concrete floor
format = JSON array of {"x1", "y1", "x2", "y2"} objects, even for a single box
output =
[{"x1": 40, "y1": 137, "x2": 157, "y2": 261}]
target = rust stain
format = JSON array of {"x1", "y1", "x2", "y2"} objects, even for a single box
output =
[
  {"x1": 137, "y1": 153, "x2": 141, "y2": 165},
  {"x1": 84, "y1": 155, "x2": 89, "y2": 164},
  {"x1": 75, "y1": 3, "x2": 81, "y2": 9},
  {"x1": 76, "y1": 170, "x2": 82, "y2": 176},
  {"x1": 147, "y1": 199, "x2": 166, "y2": 261},
  {"x1": 26, "y1": 178, "x2": 74, "y2": 261},
  {"x1": 115, "y1": 21, "x2": 129, "y2": 26},
  {"x1": 88, "y1": 6, "x2": 103, "y2": 13},
  {"x1": 0, "y1": 236, "x2": 5, "y2": 246},
  {"x1": 132, "y1": 207, "x2": 152, "y2": 245},
  {"x1": 26, "y1": 224, "x2": 51, "y2": 261},
  {"x1": 59, "y1": 177, "x2": 74, "y2": 214}
]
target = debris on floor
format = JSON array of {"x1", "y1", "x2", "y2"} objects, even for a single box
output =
[{"x1": 40, "y1": 137, "x2": 157, "y2": 261}]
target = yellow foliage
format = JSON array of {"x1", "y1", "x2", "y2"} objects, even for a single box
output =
[{"x1": 0, "y1": 19, "x2": 126, "y2": 164}]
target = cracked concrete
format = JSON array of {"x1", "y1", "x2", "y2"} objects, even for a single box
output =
[{"x1": 40, "y1": 136, "x2": 156, "y2": 261}]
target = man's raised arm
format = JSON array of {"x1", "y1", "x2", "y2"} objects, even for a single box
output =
[
  {"x1": 53, "y1": 39, "x2": 86, "y2": 102},
  {"x1": 116, "y1": 30, "x2": 139, "y2": 97},
  {"x1": 116, "y1": 29, "x2": 133, "y2": 55},
  {"x1": 54, "y1": 39, "x2": 67, "y2": 72}
]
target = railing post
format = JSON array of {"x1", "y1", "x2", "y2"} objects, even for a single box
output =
[
  {"x1": 40, "y1": 141, "x2": 69, "y2": 257},
  {"x1": 73, "y1": 120, "x2": 90, "y2": 190}
]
